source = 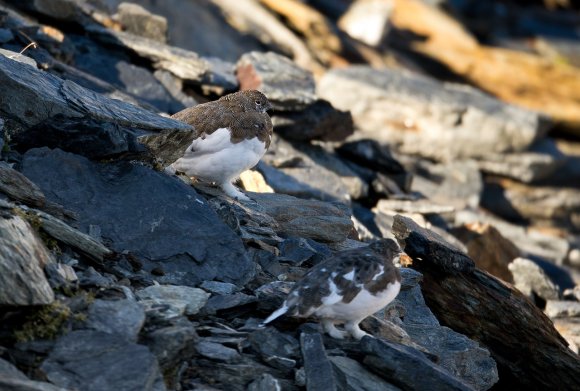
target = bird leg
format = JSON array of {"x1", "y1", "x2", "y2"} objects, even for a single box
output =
[
  {"x1": 321, "y1": 319, "x2": 347, "y2": 339},
  {"x1": 344, "y1": 320, "x2": 368, "y2": 340},
  {"x1": 220, "y1": 181, "x2": 251, "y2": 201}
]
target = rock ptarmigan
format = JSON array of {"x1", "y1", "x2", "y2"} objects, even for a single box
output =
[
  {"x1": 262, "y1": 239, "x2": 402, "y2": 340},
  {"x1": 167, "y1": 90, "x2": 273, "y2": 201}
]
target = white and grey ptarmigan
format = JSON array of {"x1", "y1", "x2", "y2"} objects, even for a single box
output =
[
  {"x1": 167, "y1": 90, "x2": 273, "y2": 201},
  {"x1": 261, "y1": 239, "x2": 402, "y2": 340}
]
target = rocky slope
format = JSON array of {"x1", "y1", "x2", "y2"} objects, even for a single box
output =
[{"x1": 1, "y1": 1, "x2": 580, "y2": 390}]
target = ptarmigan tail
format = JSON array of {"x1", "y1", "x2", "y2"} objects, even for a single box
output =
[{"x1": 260, "y1": 304, "x2": 289, "y2": 327}]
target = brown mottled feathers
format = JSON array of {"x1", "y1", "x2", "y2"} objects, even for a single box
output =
[
  {"x1": 284, "y1": 239, "x2": 402, "y2": 317},
  {"x1": 171, "y1": 90, "x2": 273, "y2": 147}
]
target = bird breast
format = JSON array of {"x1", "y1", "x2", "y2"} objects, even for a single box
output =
[{"x1": 313, "y1": 280, "x2": 401, "y2": 321}]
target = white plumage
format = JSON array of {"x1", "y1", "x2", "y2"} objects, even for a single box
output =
[{"x1": 169, "y1": 128, "x2": 267, "y2": 200}]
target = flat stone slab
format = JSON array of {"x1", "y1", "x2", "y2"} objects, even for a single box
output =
[{"x1": 21, "y1": 148, "x2": 254, "y2": 286}]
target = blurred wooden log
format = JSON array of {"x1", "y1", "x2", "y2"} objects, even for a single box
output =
[
  {"x1": 390, "y1": 0, "x2": 580, "y2": 134},
  {"x1": 210, "y1": 0, "x2": 321, "y2": 73},
  {"x1": 259, "y1": 0, "x2": 344, "y2": 66}
]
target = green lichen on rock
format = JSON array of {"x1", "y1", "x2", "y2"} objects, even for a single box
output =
[{"x1": 13, "y1": 301, "x2": 72, "y2": 342}]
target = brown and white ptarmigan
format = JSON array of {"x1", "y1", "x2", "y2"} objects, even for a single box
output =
[
  {"x1": 261, "y1": 239, "x2": 402, "y2": 340},
  {"x1": 167, "y1": 90, "x2": 273, "y2": 201}
]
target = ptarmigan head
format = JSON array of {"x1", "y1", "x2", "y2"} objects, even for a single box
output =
[{"x1": 261, "y1": 238, "x2": 403, "y2": 340}]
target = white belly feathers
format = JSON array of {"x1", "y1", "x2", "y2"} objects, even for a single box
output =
[{"x1": 172, "y1": 128, "x2": 266, "y2": 183}]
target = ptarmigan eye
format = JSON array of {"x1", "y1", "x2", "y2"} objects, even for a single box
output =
[{"x1": 255, "y1": 100, "x2": 262, "y2": 106}]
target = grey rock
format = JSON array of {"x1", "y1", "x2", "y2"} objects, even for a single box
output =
[
  {"x1": 0, "y1": 117, "x2": 3, "y2": 156},
  {"x1": 144, "y1": 322, "x2": 198, "y2": 369},
  {"x1": 0, "y1": 53, "x2": 191, "y2": 158},
  {"x1": 271, "y1": 99, "x2": 354, "y2": 142},
  {"x1": 45, "y1": 263, "x2": 78, "y2": 290},
  {"x1": 403, "y1": 324, "x2": 498, "y2": 390},
  {"x1": 255, "y1": 281, "x2": 294, "y2": 313},
  {"x1": 260, "y1": 135, "x2": 366, "y2": 203},
  {"x1": 0, "y1": 377, "x2": 69, "y2": 391},
  {"x1": 375, "y1": 199, "x2": 456, "y2": 215},
  {"x1": 336, "y1": 139, "x2": 407, "y2": 176},
  {"x1": 0, "y1": 28, "x2": 14, "y2": 43},
  {"x1": 318, "y1": 66, "x2": 548, "y2": 161},
  {"x1": 78, "y1": 267, "x2": 116, "y2": 289},
  {"x1": 278, "y1": 237, "x2": 330, "y2": 266},
  {"x1": 41, "y1": 330, "x2": 166, "y2": 391},
  {"x1": 248, "y1": 328, "x2": 300, "y2": 370},
  {"x1": 85, "y1": 299, "x2": 145, "y2": 341},
  {"x1": 0, "y1": 162, "x2": 45, "y2": 207},
  {"x1": 0, "y1": 357, "x2": 28, "y2": 380},
  {"x1": 201, "y1": 293, "x2": 256, "y2": 315},
  {"x1": 136, "y1": 285, "x2": 210, "y2": 316},
  {"x1": 102, "y1": 0, "x2": 265, "y2": 62},
  {"x1": 200, "y1": 281, "x2": 238, "y2": 295},
  {"x1": 153, "y1": 69, "x2": 197, "y2": 109},
  {"x1": 249, "y1": 192, "x2": 354, "y2": 243},
  {"x1": 392, "y1": 214, "x2": 475, "y2": 274},
  {"x1": 360, "y1": 337, "x2": 472, "y2": 391},
  {"x1": 330, "y1": 355, "x2": 401, "y2": 391},
  {"x1": 300, "y1": 332, "x2": 337, "y2": 391},
  {"x1": 399, "y1": 267, "x2": 424, "y2": 291},
  {"x1": 508, "y1": 257, "x2": 560, "y2": 301},
  {"x1": 237, "y1": 51, "x2": 317, "y2": 111},
  {"x1": 22, "y1": 148, "x2": 255, "y2": 286},
  {"x1": 409, "y1": 159, "x2": 483, "y2": 210},
  {"x1": 195, "y1": 340, "x2": 241, "y2": 363},
  {"x1": 247, "y1": 374, "x2": 283, "y2": 391},
  {"x1": 87, "y1": 25, "x2": 237, "y2": 91},
  {"x1": 477, "y1": 139, "x2": 566, "y2": 183},
  {"x1": 545, "y1": 300, "x2": 580, "y2": 318},
  {"x1": 0, "y1": 213, "x2": 54, "y2": 305},
  {"x1": 396, "y1": 285, "x2": 439, "y2": 327},
  {"x1": 193, "y1": 359, "x2": 290, "y2": 391},
  {"x1": 115, "y1": 2, "x2": 168, "y2": 43},
  {"x1": 481, "y1": 179, "x2": 580, "y2": 232},
  {"x1": 0, "y1": 48, "x2": 37, "y2": 67}
]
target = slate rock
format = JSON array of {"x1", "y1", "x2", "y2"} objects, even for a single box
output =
[
  {"x1": 0, "y1": 52, "x2": 190, "y2": 158},
  {"x1": 195, "y1": 340, "x2": 241, "y2": 363},
  {"x1": 115, "y1": 2, "x2": 168, "y2": 43},
  {"x1": 278, "y1": 237, "x2": 330, "y2": 266},
  {"x1": 136, "y1": 285, "x2": 210, "y2": 316},
  {"x1": 508, "y1": 257, "x2": 560, "y2": 302},
  {"x1": 248, "y1": 328, "x2": 300, "y2": 370},
  {"x1": 144, "y1": 322, "x2": 198, "y2": 369},
  {"x1": 408, "y1": 159, "x2": 483, "y2": 210},
  {"x1": 392, "y1": 214, "x2": 475, "y2": 274},
  {"x1": 0, "y1": 161, "x2": 46, "y2": 207},
  {"x1": 200, "y1": 281, "x2": 238, "y2": 295},
  {"x1": 477, "y1": 139, "x2": 566, "y2": 183},
  {"x1": 0, "y1": 117, "x2": 4, "y2": 157},
  {"x1": 103, "y1": 0, "x2": 266, "y2": 62},
  {"x1": 545, "y1": 300, "x2": 580, "y2": 318},
  {"x1": 481, "y1": 178, "x2": 580, "y2": 232},
  {"x1": 330, "y1": 355, "x2": 401, "y2": 391},
  {"x1": 201, "y1": 293, "x2": 257, "y2": 315},
  {"x1": 0, "y1": 377, "x2": 69, "y2": 391},
  {"x1": 77, "y1": 267, "x2": 116, "y2": 289},
  {"x1": 237, "y1": 51, "x2": 317, "y2": 111},
  {"x1": 300, "y1": 332, "x2": 337, "y2": 391},
  {"x1": 403, "y1": 324, "x2": 498, "y2": 390},
  {"x1": 249, "y1": 192, "x2": 354, "y2": 243},
  {"x1": 318, "y1": 66, "x2": 547, "y2": 161},
  {"x1": 85, "y1": 299, "x2": 145, "y2": 341},
  {"x1": 247, "y1": 373, "x2": 283, "y2": 391},
  {"x1": 271, "y1": 99, "x2": 354, "y2": 142},
  {"x1": 0, "y1": 213, "x2": 54, "y2": 305},
  {"x1": 336, "y1": 139, "x2": 406, "y2": 176},
  {"x1": 0, "y1": 357, "x2": 28, "y2": 381},
  {"x1": 361, "y1": 337, "x2": 472, "y2": 391},
  {"x1": 22, "y1": 148, "x2": 254, "y2": 286},
  {"x1": 88, "y1": 25, "x2": 238, "y2": 91},
  {"x1": 41, "y1": 330, "x2": 166, "y2": 391}
]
